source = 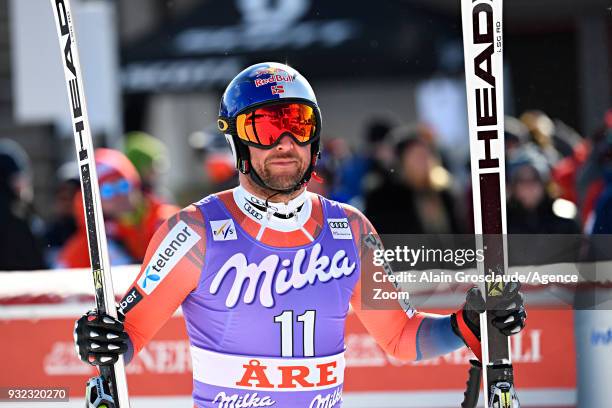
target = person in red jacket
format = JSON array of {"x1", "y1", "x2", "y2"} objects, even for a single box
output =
[{"x1": 56, "y1": 148, "x2": 178, "y2": 268}]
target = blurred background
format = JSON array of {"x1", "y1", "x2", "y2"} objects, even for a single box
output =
[
  {"x1": 3, "y1": 0, "x2": 612, "y2": 243},
  {"x1": 1, "y1": 0, "x2": 612, "y2": 407}
]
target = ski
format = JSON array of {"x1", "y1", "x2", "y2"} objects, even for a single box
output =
[
  {"x1": 49, "y1": 0, "x2": 131, "y2": 406},
  {"x1": 460, "y1": 1, "x2": 520, "y2": 407}
]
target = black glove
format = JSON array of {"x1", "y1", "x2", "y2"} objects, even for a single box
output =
[
  {"x1": 451, "y1": 282, "x2": 527, "y2": 359},
  {"x1": 74, "y1": 310, "x2": 129, "y2": 366}
]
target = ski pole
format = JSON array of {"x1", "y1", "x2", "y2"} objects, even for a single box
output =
[{"x1": 461, "y1": 359, "x2": 482, "y2": 408}]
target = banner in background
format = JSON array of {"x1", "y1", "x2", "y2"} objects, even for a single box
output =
[{"x1": 1, "y1": 306, "x2": 575, "y2": 403}]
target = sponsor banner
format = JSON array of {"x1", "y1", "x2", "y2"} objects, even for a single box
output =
[
  {"x1": 0, "y1": 306, "x2": 575, "y2": 401},
  {"x1": 344, "y1": 308, "x2": 576, "y2": 391},
  {"x1": 575, "y1": 309, "x2": 612, "y2": 407}
]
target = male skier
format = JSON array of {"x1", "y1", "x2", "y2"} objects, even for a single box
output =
[{"x1": 74, "y1": 62, "x2": 526, "y2": 407}]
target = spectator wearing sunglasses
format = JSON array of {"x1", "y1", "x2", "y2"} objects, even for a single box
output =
[{"x1": 56, "y1": 148, "x2": 179, "y2": 268}]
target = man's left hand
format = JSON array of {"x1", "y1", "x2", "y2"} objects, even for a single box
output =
[{"x1": 450, "y1": 282, "x2": 527, "y2": 359}]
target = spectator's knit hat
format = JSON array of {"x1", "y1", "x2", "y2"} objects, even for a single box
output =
[
  {"x1": 0, "y1": 139, "x2": 30, "y2": 198},
  {"x1": 507, "y1": 145, "x2": 551, "y2": 183},
  {"x1": 95, "y1": 148, "x2": 141, "y2": 188},
  {"x1": 124, "y1": 132, "x2": 169, "y2": 178},
  {"x1": 505, "y1": 116, "x2": 529, "y2": 145}
]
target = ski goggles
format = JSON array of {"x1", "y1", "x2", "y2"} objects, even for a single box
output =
[
  {"x1": 218, "y1": 103, "x2": 319, "y2": 148},
  {"x1": 100, "y1": 178, "x2": 131, "y2": 200}
]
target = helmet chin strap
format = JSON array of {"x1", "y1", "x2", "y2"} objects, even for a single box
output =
[
  {"x1": 239, "y1": 140, "x2": 318, "y2": 198},
  {"x1": 243, "y1": 165, "x2": 310, "y2": 216},
  {"x1": 247, "y1": 162, "x2": 313, "y2": 198}
]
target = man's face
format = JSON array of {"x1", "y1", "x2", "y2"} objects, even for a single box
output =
[{"x1": 248, "y1": 135, "x2": 311, "y2": 190}]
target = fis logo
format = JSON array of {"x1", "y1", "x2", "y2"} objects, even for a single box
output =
[
  {"x1": 138, "y1": 221, "x2": 201, "y2": 294},
  {"x1": 327, "y1": 218, "x2": 352, "y2": 240},
  {"x1": 210, "y1": 219, "x2": 237, "y2": 241}
]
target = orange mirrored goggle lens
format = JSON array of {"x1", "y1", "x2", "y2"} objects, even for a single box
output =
[{"x1": 236, "y1": 103, "x2": 317, "y2": 147}]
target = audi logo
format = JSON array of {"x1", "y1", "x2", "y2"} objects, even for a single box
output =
[
  {"x1": 249, "y1": 198, "x2": 278, "y2": 212},
  {"x1": 329, "y1": 221, "x2": 348, "y2": 229},
  {"x1": 244, "y1": 202, "x2": 263, "y2": 220}
]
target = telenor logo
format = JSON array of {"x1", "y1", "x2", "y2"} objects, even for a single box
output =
[
  {"x1": 138, "y1": 221, "x2": 201, "y2": 294},
  {"x1": 141, "y1": 266, "x2": 159, "y2": 289},
  {"x1": 210, "y1": 219, "x2": 237, "y2": 241}
]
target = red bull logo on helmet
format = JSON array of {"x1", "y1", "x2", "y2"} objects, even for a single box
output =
[{"x1": 253, "y1": 68, "x2": 295, "y2": 88}]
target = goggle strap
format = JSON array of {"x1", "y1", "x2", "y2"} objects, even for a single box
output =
[
  {"x1": 218, "y1": 115, "x2": 271, "y2": 147},
  {"x1": 217, "y1": 116, "x2": 236, "y2": 135},
  {"x1": 220, "y1": 116, "x2": 266, "y2": 145}
]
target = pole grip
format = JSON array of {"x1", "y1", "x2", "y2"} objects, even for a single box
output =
[{"x1": 461, "y1": 359, "x2": 482, "y2": 408}]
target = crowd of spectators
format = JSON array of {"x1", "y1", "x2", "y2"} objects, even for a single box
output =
[
  {"x1": 1, "y1": 108, "x2": 611, "y2": 271},
  {"x1": 0, "y1": 133, "x2": 177, "y2": 270},
  {"x1": 317, "y1": 109, "x2": 612, "y2": 240}
]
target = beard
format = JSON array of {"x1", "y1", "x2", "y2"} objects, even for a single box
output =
[{"x1": 254, "y1": 152, "x2": 308, "y2": 190}]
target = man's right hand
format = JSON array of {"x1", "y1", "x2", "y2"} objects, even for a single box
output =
[{"x1": 74, "y1": 310, "x2": 129, "y2": 366}]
